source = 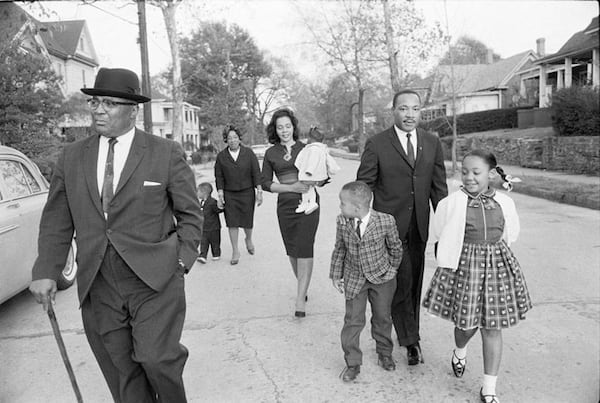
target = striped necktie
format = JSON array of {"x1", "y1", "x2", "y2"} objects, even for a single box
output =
[{"x1": 101, "y1": 137, "x2": 118, "y2": 214}]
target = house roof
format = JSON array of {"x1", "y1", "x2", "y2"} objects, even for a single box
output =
[
  {"x1": 428, "y1": 50, "x2": 535, "y2": 100},
  {"x1": 536, "y1": 17, "x2": 599, "y2": 64},
  {"x1": 0, "y1": 3, "x2": 98, "y2": 66},
  {"x1": 37, "y1": 20, "x2": 98, "y2": 66}
]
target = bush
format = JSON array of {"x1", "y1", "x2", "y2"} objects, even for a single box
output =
[
  {"x1": 420, "y1": 107, "x2": 521, "y2": 137},
  {"x1": 551, "y1": 86, "x2": 600, "y2": 137}
]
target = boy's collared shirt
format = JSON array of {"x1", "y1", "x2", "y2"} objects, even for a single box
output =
[
  {"x1": 330, "y1": 209, "x2": 403, "y2": 300},
  {"x1": 356, "y1": 210, "x2": 370, "y2": 237}
]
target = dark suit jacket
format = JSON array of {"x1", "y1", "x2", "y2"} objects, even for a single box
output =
[
  {"x1": 356, "y1": 126, "x2": 448, "y2": 242},
  {"x1": 201, "y1": 196, "x2": 222, "y2": 231},
  {"x1": 32, "y1": 129, "x2": 203, "y2": 305},
  {"x1": 214, "y1": 145, "x2": 262, "y2": 191}
]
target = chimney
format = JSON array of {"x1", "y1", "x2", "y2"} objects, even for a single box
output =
[
  {"x1": 536, "y1": 38, "x2": 546, "y2": 57},
  {"x1": 487, "y1": 48, "x2": 494, "y2": 64}
]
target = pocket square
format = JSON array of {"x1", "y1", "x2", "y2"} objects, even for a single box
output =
[{"x1": 143, "y1": 181, "x2": 161, "y2": 186}]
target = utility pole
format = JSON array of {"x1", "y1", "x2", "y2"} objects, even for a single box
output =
[{"x1": 137, "y1": 0, "x2": 153, "y2": 134}]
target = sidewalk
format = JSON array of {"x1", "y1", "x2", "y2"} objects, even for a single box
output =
[{"x1": 329, "y1": 148, "x2": 600, "y2": 210}]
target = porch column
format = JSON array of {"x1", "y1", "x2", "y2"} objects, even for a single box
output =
[
  {"x1": 593, "y1": 48, "x2": 599, "y2": 87},
  {"x1": 519, "y1": 78, "x2": 526, "y2": 98},
  {"x1": 564, "y1": 57, "x2": 572, "y2": 87},
  {"x1": 557, "y1": 69, "x2": 564, "y2": 89},
  {"x1": 539, "y1": 64, "x2": 548, "y2": 107}
]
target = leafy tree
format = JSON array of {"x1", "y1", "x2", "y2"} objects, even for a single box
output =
[
  {"x1": 301, "y1": 0, "x2": 444, "y2": 154},
  {"x1": 0, "y1": 43, "x2": 63, "y2": 171},
  {"x1": 439, "y1": 35, "x2": 501, "y2": 65},
  {"x1": 179, "y1": 21, "x2": 271, "y2": 137}
]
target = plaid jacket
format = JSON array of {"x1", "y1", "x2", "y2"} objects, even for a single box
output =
[{"x1": 330, "y1": 210, "x2": 403, "y2": 300}]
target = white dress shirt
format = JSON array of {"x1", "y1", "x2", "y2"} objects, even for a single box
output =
[
  {"x1": 356, "y1": 210, "x2": 371, "y2": 237},
  {"x1": 97, "y1": 128, "x2": 135, "y2": 196},
  {"x1": 228, "y1": 147, "x2": 240, "y2": 161},
  {"x1": 394, "y1": 125, "x2": 417, "y2": 161}
]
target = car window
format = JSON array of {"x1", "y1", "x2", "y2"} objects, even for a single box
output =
[
  {"x1": 22, "y1": 163, "x2": 42, "y2": 193},
  {"x1": 0, "y1": 160, "x2": 34, "y2": 198}
]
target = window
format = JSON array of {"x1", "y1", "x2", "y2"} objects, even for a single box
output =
[
  {"x1": 82, "y1": 70, "x2": 86, "y2": 87},
  {"x1": 0, "y1": 160, "x2": 41, "y2": 198},
  {"x1": 79, "y1": 36, "x2": 86, "y2": 52}
]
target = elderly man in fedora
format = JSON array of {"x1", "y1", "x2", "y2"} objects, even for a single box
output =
[{"x1": 29, "y1": 67, "x2": 202, "y2": 402}]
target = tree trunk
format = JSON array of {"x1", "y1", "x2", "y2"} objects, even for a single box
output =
[
  {"x1": 161, "y1": 1, "x2": 183, "y2": 146},
  {"x1": 357, "y1": 87, "x2": 365, "y2": 156},
  {"x1": 382, "y1": 0, "x2": 401, "y2": 92}
]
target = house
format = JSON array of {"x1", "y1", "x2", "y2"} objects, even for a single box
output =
[
  {"x1": 518, "y1": 17, "x2": 599, "y2": 107},
  {"x1": 137, "y1": 99, "x2": 203, "y2": 152},
  {"x1": 0, "y1": 3, "x2": 99, "y2": 97},
  {"x1": 421, "y1": 48, "x2": 539, "y2": 118}
]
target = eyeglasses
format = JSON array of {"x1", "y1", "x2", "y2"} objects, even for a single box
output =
[{"x1": 87, "y1": 98, "x2": 136, "y2": 110}]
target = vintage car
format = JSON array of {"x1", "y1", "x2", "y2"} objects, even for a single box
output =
[{"x1": 0, "y1": 145, "x2": 77, "y2": 304}]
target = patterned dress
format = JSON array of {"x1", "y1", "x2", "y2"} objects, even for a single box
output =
[{"x1": 422, "y1": 188, "x2": 532, "y2": 329}]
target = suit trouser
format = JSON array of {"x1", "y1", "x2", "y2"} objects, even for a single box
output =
[
  {"x1": 81, "y1": 244, "x2": 188, "y2": 403},
  {"x1": 341, "y1": 279, "x2": 397, "y2": 366},
  {"x1": 391, "y1": 211, "x2": 427, "y2": 346},
  {"x1": 199, "y1": 229, "x2": 221, "y2": 258}
]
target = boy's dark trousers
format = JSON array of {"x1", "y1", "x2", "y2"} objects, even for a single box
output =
[
  {"x1": 199, "y1": 229, "x2": 221, "y2": 258},
  {"x1": 341, "y1": 278, "x2": 397, "y2": 366}
]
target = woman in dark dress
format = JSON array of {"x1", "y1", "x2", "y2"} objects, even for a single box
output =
[
  {"x1": 215, "y1": 125, "x2": 263, "y2": 265},
  {"x1": 261, "y1": 108, "x2": 319, "y2": 317}
]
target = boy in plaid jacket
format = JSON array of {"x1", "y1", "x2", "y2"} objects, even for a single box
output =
[{"x1": 330, "y1": 181, "x2": 403, "y2": 382}]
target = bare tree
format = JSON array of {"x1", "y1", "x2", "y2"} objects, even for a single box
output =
[
  {"x1": 149, "y1": 0, "x2": 184, "y2": 145},
  {"x1": 300, "y1": 0, "x2": 381, "y2": 155}
]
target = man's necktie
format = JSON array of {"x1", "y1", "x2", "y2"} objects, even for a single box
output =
[
  {"x1": 101, "y1": 137, "x2": 118, "y2": 214},
  {"x1": 356, "y1": 218, "x2": 362, "y2": 239},
  {"x1": 406, "y1": 132, "x2": 415, "y2": 167}
]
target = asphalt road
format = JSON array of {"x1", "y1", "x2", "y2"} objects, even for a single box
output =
[{"x1": 0, "y1": 157, "x2": 598, "y2": 403}]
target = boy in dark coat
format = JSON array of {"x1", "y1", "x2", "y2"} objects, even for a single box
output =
[{"x1": 197, "y1": 182, "x2": 223, "y2": 263}]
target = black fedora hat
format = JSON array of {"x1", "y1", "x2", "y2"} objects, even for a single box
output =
[{"x1": 81, "y1": 68, "x2": 151, "y2": 103}]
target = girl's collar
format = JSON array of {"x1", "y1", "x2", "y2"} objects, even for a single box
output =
[{"x1": 460, "y1": 186, "x2": 496, "y2": 199}]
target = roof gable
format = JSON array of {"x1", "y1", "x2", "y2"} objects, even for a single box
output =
[{"x1": 429, "y1": 51, "x2": 535, "y2": 99}]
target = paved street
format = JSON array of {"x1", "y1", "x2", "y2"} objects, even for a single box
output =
[{"x1": 0, "y1": 156, "x2": 598, "y2": 403}]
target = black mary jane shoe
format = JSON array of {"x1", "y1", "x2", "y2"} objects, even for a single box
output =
[
  {"x1": 294, "y1": 311, "x2": 306, "y2": 318},
  {"x1": 480, "y1": 388, "x2": 500, "y2": 403},
  {"x1": 451, "y1": 350, "x2": 466, "y2": 378}
]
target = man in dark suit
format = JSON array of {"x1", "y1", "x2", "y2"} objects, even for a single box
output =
[
  {"x1": 356, "y1": 89, "x2": 448, "y2": 366},
  {"x1": 29, "y1": 68, "x2": 202, "y2": 402}
]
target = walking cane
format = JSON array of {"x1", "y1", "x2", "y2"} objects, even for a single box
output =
[{"x1": 47, "y1": 302, "x2": 84, "y2": 403}]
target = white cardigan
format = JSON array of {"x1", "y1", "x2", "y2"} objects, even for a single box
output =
[{"x1": 432, "y1": 189, "x2": 520, "y2": 271}]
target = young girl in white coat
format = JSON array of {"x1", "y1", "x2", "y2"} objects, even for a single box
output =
[
  {"x1": 422, "y1": 149, "x2": 532, "y2": 403},
  {"x1": 294, "y1": 127, "x2": 340, "y2": 214}
]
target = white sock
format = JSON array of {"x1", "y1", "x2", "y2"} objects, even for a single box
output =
[
  {"x1": 454, "y1": 346, "x2": 467, "y2": 360},
  {"x1": 482, "y1": 374, "x2": 497, "y2": 395}
]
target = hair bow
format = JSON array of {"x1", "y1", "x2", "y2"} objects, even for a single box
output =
[{"x1": 501, "y1": 175, "x2": 522, "y2": 192}]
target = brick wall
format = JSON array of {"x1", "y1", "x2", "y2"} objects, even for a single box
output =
[{"x1": 441, "y1": 135, "x2": 600, "y2": 175}]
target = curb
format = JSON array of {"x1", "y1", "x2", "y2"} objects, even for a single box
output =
[{"x1": 329, "y1": 148, "x2": 600, "y2": 211}]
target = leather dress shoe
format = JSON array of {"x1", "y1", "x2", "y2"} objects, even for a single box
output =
[
  {"x1": 341, "y1": 365, "x2": 360, "y2": 382},
  {"x1": 407, "y1": 343, "x2": 424, "y2": 366},
  {"x1": 377, "y1": 354, "x2": 396, "y2": 371}
]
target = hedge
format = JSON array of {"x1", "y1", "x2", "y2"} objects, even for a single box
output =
[
  {"x1": 550, "y1": 86, "x2": 600, "y2": 137},
  {"x1": 420, "y1": 107, "x2": 522, "y2": 137}
]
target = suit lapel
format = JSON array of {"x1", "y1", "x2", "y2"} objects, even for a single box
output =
[
  {"x1": 83, "y1": 135, "x2": 104, "y2": 217},
  {"x1": 362, "y1": 211, "x2": 378, "y2": 240},
  {"x1": 387, "y1": 127, "x2": 414, "y2": 170},
  {"x1": 414, "y1": 128, "x2": 425, "y2": 168},
  {"x1": 115, "y1": 129, "x2": 147, "y2": 197}
]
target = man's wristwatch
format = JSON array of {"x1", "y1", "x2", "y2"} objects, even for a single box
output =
[{"x1": 177, "y1": 258, "x2": 188, "y2": 274}]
